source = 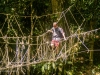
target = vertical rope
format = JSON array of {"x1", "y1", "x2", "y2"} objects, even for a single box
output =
[
  {"x1": 0, "y1": 17, "x2": 8, "y2": 36},
  {"x1": 16, "y1": 38, "x2": 20, "y2": 75},
  {"x1": 63, "y1": 12, "x2": 71, "y2": 35},
  {"x1": 5, "y1": 37, "x2": 9, "y2": 67},
  {"x1": 37, "y1": 36, "x2": 39, "y2": 59},
  {"x1": 6, "y1": 14, "x2": 10, "y2": 67},
  {"x1": 27, "y1": 36, "x2": 30, "y2": 63},
  {"x1": 14, "y1": 16, "x2": 24, "y2": 36}
]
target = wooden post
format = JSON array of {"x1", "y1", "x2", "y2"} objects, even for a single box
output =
[
  {"x1": 5, "y1": 14, "x2": 10, "y2": 74},
  {"x1": 89, "y1": 21, "x2": 94, "y2": 65},
  {"x1": 27, "y1": 36, "x2": 30, "y2": 75},
  {"x1": 37, "y1": 36, "x2": 39, "y2": 59},
  {"x1": 30, "y1": 0, "x2": 34, "y2": 60},
  {"x1": 6, "y1": 14, "x2": 9, "y2": 66},
  {"x1": 16, "y1": 38, "x2": 20, "y2": 75},
  {"x1": 89, "y1": 42, "x2": 94, "y2": 65},
  {"x1": 5, "y1": 37, "x2": 9, "y2": 67},
  {"x1": 27, "y1": 1, "x2": 34, "y2": 75}
]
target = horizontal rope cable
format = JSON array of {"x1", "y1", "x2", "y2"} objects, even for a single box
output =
[
  {"x1": 0, "y1": 12, "x2": 61, "y2": 18},
  {"x1": 0, "y1": 27, "x2": 99, "y2": 44},
  {"x1": 0, "y1": 49, "x2": 100, "y2": 71}
]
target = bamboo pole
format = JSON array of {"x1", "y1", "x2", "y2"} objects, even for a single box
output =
[
  {"x1": 37, "y1": 36, "x2": 39, "y2": 59},
  {"x1": 6, "y1": 14, "x2": 9, "y2": 66},
  {"x1": 27, "y1": 1, "x2": 34, "y2": 74},
  {"x1": 16, "y1": 38, "x2": 20, "y2": 75},
  {"x1": 27, "y1": 36, "x2": 30, "y2": 75},
  {"x1": 89, "y1": 21, "x2": 94, "y2": 65},
  {"x1": 5, "y1": 37, "x2": 9, "y2": 67},
  {"x1": 5, "y1": 14, "x2": 10, "y2": 74}
]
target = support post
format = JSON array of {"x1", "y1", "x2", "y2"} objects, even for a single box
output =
[
  {"x1": 27, "y1": 36, "x2": 30, "y2": 75},
  {"x1": 27, "y1": 1, "x2": 34, "y2": 75},
  {"x1": 6, "y1": 14, "x2": 9, "y2": 67},
  {"x1": 89, "y1": 21, "x2": 94, "y2": 65},
  {"x1": 16, "y1": 38, "x2": 20, "y2": 75}
]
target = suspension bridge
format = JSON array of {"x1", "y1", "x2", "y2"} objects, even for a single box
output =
[{"x1": 0, "y1": 4, "x2": 99, "y2": 74}]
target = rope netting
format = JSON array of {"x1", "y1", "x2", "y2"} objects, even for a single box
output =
[{"x1": 0, "y1": 4, "x2": 100, "y2": 73}]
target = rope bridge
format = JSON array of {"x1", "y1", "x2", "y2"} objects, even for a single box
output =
[{"x1": 0, "y1": 4, "x2": 99, "y2": 74}]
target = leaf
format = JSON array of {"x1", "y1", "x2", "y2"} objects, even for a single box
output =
[
  {"x1": 64, "y1": 70, "x2": 67, "y2": 75},
  {"x1": 59, "y1": 63, "x2": 63, "y2": 66},
  {"x1": 44, "y1": 64, "x2": 48, "y2": 70},
  {"x1": 66, "y1": 71, "x2": 73, "y2": 75},
  {"x1": 58, "y1": 67, "x2": 62, "y2": 72},
  {"x1": 41, "y1": 66, "x2": 45, "y2": 73},
  {"x1": 48, "y1": 64, "x2": 50, "y2": 70},
  {"x1": 32, "y1": 64, "x2": 35, "y2": 67},
  {"x1": 98, "y1": 64, "x2": 100, "y2": 68},
  {"x1": 52, "y1": 62, "x2": 55, "y2": 69},
  {"x1": 67, "y1": 61, "x2": 73, "y2": 65}
]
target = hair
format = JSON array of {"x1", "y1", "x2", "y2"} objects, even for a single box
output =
[{"x1": 53, "y1": 22, "x2": 57, "y2": 25}]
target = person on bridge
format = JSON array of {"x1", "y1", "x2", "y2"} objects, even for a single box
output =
[{"x1": 48, "y1": 22, "x2": 66, "y2": 54}]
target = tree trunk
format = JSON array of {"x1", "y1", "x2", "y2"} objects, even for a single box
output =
[
  {"x1": 51, "y1": 0, "x2": 58, "y2": 13},
  {"x1": 51, "y1": 0, "x2": 62, "y2": 18}
]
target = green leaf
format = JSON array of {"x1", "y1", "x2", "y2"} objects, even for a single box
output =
[
  {"x1": 67, "y1": 61, "x2": 73, "y2": 65},
  {"x1": 52, "y1": 62, "x2": 55, "y2": 69},
  {"x1": 66, "y1": 71, "x2": 73, "y2": 75},
  {"x1": 59, "y1": 63, "x2": 63, "y2": 66},
  {"x1": 64, "y1": 70, "x2": 67, "y2": 75},
  {"x1": 44, "y1": 64, "x2": 48, "y2": 70},
  {"x1": 48, "y1": 64, "x2": 50, "y2": 70},
  {"x1": 58, "y1": 67, "x2": 62, "y2": 72},
  {"x1": 41, "y1": 66, "x2": 45, "y2": 73}
]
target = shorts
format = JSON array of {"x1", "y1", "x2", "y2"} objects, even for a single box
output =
[{"x1": 51, "y1": 38, "x2": 61, "y2": 47}]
